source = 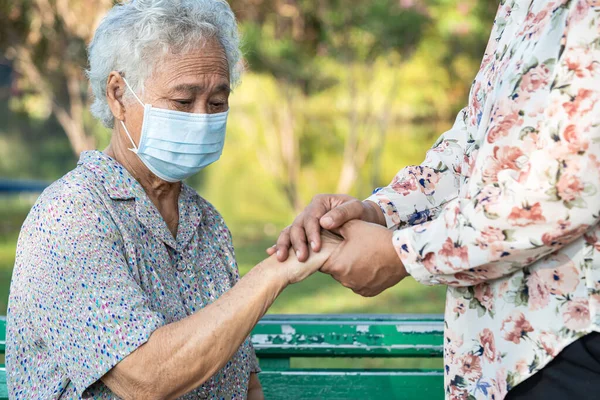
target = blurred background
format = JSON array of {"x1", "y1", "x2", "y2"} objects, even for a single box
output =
[{"x1": 0, "y1": 0, "x2": 497, "y2": 319}]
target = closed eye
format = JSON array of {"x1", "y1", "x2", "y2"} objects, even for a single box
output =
[{"x1": 174, "y1": 99, "x2": 192, "y2": 105}]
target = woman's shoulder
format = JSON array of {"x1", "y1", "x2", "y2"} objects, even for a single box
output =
[
  {"x1": 38, "y1": 165, "x2": 104, "y2": 203},
  {"x1": 15, "y1": 166, "x2": 121, "y2": 276},
  {"x1": 24, "y1": 165, "x2": 113, "y2": 233}
]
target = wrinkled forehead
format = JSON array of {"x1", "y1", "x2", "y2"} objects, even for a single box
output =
[{"x1": 147, "y1": 38, "x2": 230, "y2": 91}]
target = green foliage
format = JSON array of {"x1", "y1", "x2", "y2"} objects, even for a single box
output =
[
  {"x1": 0, "y1": 100, "x2": 76, "y2": 180},
  {"x1": 0, "y1": 197, "x2": 35, "y2": 314}
]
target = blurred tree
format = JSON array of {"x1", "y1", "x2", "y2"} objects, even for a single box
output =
[
  {"x1": 232, "y1": 0, "x2": 430, "y2": 210},
  {"x1": 233, "y1": 0, "x2": 333, "y2": 212},
  {"x1": 319, "y1": 0, "x2": 429, "y2": 193},
  {"x1": 0, "y1": 0, "x2": 112, "y2": 155}
]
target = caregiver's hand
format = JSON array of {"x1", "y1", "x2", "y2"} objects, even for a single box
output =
[
  {"x1": 321, "y1": 220, "x2": 407, "y2": 297},
  {"x1": 267, "y1": 194, "x2": 385, "y2": 262}
]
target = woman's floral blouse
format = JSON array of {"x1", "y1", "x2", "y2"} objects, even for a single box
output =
[
  {"x1": 367, "y1": 0, "x2": 600, "y2": 398},
  {"x1": 7, "y1": 151, "x2": 259, "y2": 399}
]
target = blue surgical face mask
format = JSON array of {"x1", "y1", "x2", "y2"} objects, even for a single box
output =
[{"x1": 120, "y1": 77, "x2": 228, "y2": 182}]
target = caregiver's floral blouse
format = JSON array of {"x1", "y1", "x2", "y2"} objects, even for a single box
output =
[{"x1": 368, "y1": 0, "x2": 600, "y2": 398}]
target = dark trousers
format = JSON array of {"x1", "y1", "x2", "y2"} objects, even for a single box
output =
[{"x1": 506, "y1": 332, "x2": 600, "y2": 399}]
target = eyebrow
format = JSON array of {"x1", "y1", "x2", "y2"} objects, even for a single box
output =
[
  {"x1": 171, "y1": 83, "x2": 231, "y2": 94},
  {"x1": 215, "y1": 83, "x2": 232, "y2": 93}
]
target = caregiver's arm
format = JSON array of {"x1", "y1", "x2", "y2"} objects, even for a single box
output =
[
  {"x1": 319, "y1": 5, "x2": 600, "y2": 294},
  {"x1": 271, "y1": 106, "x2": 472, "y2": 262},
  {"x1": 392, "y1": 10, "x2": 600, "y2": 288},
  {"x1": 102, "y1": 235, "x2": 338, "y2": 400}
]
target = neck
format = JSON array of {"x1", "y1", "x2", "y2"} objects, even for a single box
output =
[{"x1": 105, "y1": 125, "x2": 181, "y2": 237}]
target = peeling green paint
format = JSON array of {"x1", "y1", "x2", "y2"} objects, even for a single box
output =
[{"x1": 252, "y1": 315, "x2": 445, "y2": 399}]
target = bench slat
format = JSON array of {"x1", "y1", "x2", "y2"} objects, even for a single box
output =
[
  {"x1": 258, "y1": 369, "x2": 444, "y2": 400},
  {"x1": 0, "y1": 367, "x2": 7, "y2": 400},
  {"x1": 252, "y1": 314, "x2": 444, "y2": 358},
  {"x1": 0, "y1": 317, "x2": 5, "y2": 354}
]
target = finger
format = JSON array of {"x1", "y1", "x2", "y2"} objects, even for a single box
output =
[
  {"x1": 266, "y1": 245, "x2": 277, "y2": 256},
  {"x1": 320, "y1": 201, "x2": 364, "y2": 230},
  {"x1": 302, "y1": 195, "x2": 332, "y2": 251},
  {"x1": 275, "y1": 227, "x2": 292, "y2": 262},
  {"x1": 304, "y1": 216, "x2": 322, "y2": 252},
  {"x1": 289, "y1": 224, "x2": 309, "y2": 262}
]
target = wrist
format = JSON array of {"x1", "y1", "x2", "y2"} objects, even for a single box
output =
[
  {"x1": 362, "y1": 200, "x2": 386, "y2": 226},
  {"x1": 383, "y1": 229, "x2": 408, "y2": 279},
  {"x1": 254, "y1": 257, "x2": 289, "y2": 295}
]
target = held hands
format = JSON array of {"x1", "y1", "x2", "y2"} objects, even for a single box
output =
[
  {"x1": 268, "y1": 194, "x2": 407, "y2": 297},
  {"x1": 266, "y1": 194, "x2": 386, "y2": 262},
  {"x1": 319, "y1": 220, "x2": 407, "y2": 297},
  {"x1": 275, "y1": 230, "x2": 343, "y2": 285}
]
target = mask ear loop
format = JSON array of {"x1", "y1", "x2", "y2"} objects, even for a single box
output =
[
  {"x1": 120, "y1": 77, "x2": 146, "y2": 153},
  {"x1": 122, "y1": 77, "x2": 145, "y2": 107},
  {"x1": 120, "y1": 120, "x2": 139, "y2": 154}
]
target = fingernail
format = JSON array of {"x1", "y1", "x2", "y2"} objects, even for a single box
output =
[
  {"x1": 277, "y1": 250, "x2": 281, "y2": 258},
  {"x1": 296, "y1": 250, "x2": 301, "y2": 259},
  {"x1": 310, "y1": 241, "x2": 316, "y2": 250},
  {"x1": 322, "y1": 217, "x2": 333, "y2": 227}
]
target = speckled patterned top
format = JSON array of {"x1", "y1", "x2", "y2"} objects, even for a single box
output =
[{"x1": 6, "y1": 150, "x2": 259, "y2": 399}]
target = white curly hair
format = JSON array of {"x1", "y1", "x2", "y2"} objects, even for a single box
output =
[{"x1": 87, "y1": 0, "x2": 243, "y2": 128}]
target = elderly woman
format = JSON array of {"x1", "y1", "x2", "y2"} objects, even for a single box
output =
[{"x1": 5, "y1": 1, "x2": 340, "y2": 399}]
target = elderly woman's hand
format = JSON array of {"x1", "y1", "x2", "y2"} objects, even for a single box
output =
[{"x1": 277, "y1": 230, "x2": 343, "y2": 285}]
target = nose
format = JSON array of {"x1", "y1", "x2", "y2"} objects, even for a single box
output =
[{"x1": 194, "y1": 101, "x2": 209, "y2": 114}]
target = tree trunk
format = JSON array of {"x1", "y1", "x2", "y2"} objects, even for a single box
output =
[
  {"x1": 336, "y1": 64, "x2": 360, "y2": 194},
  {"x1": 52, "y1": 103, "x2": 95, "y2": 156},
  {"x1": 13, "y1": 44, "x2": 95, "y2": 156},
  {"x1": 370, "y1": 68, "x2": 400, "y2": 189},
  {"x1": 279, "y1": 87, "x2": 302, "y2": 213}
]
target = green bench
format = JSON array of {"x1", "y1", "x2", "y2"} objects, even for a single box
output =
[
  {"x1": 0, "y1": 314, "x2": 444, "y2": 399},
  {"x1": 253, "y1": 314, "x2": 444, "y2": 399}
]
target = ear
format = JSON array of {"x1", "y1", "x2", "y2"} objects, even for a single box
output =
[{"x1": 106, "y1": 71, "x2": 127, "y2": 122}]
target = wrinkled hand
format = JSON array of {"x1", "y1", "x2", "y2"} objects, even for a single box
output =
[
  {"x1": 279, "y1": 230, "x2": 343, "y2": 285},
  {"x1": 321, "y1": 220, "x2": 407, "y2": 297},
  {"x1": 267, "y1": 194, "x2": 385, "y2": 262}
]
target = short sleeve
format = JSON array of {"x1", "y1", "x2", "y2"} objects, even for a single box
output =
[
  {"x1": 248, "y1": 341, "x2": 261, "y2": 373},
  {"x1": 23, "y1": 188, "x2": 165, "y2": 396}
]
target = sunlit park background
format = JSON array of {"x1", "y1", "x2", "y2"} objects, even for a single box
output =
[{"x1": 0, "y1": 0, "x2": 496, "y2": 323}]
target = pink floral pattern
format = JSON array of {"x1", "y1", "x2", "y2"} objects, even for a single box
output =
[{"x1": 368, "y1": 1, "x2": 600, "y2": 398}]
